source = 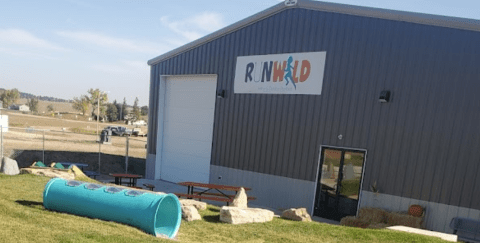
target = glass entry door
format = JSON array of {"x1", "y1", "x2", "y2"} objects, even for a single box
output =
[{"x1": 313, "y1": 147, "x2": 366, "y2": 221}]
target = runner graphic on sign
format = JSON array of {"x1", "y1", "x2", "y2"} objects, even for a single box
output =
[{"x1": 284, "y1": 56, "x2": 296, "y2": 89}]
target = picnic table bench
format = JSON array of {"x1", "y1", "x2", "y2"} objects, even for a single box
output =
[
  {"x1": 450, "y1": 217, "x2": 480, "y2": 243},
  {"x1": 84, "y1": 171, "x2": 101, "y2": 179},
  {"x1": 176, "y1": 181, "x2": 255, "y2": 205},
  {"x1": 109, "y1": 173, "x2": 142, "y2": 187}
]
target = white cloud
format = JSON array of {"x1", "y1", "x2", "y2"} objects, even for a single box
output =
[
  {"x1": 0, "y1": 29, "x2": 67, "y2": 51},
  {"x1": 57, "y1": 31, "x2": 163, "y2": 53},
  {"x1": 160, "y1": 12, "x2": 225, "y2": 42},
  {"x1": 122, "y1": 60, "x2": 149, "y2": 72},
  {"x1": 92, "y1": 64, "x2": 130, "y2": 74},
  {"x1": 92, "y1": 60, "x2": 148, "y2": 75},
  {"x1": 0, "y1": 47, "x2": 60, "y2": 60}
]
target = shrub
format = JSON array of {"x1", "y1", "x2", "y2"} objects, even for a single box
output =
[
  {"x1": 386, "y1": 212, "x2": 424, "y2": 228},
  {"x1": 358, "y1": 208, "x2": 388, "y2": 224},
  {"x1": 340, "y1": 216, "x2": 370, "y2": 228}
]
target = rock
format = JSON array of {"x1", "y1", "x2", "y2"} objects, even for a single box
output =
[
  {"x1": 281, "y1": 208, "x2": 312, "y2": 222},
  {"x1": 220, "y1": 206, "x2": 274, "y2": 224},
  {"x1": 1, "y1": 157, "x2": 20, "y2": 175},
  {"x1": 179, "y1": 199, "x2": 207, "y2": 210},
  {"x1": 181, "y1": 205, "x2": 201, "y2": 221},
  {"x1": 231, "y1": 187, "x2": 248, "y2": 208},
  {"x1": 20, "y1": 167, "x2": 75, "y2": 180}
]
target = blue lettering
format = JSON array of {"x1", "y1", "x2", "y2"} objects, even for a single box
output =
[
  {"x1": 261, "y1": 61, "x2": 273, "y2": 82},
  {"x1": 245, "y1": 62, "x2": 254, "y2": 82}
]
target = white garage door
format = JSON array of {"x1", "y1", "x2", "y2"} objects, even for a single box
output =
[{"x1": 160, "y1": 75, "x2": 217, "y2": 183}]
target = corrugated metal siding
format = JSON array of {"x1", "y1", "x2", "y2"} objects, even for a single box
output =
[{"x1": 147, "y1": 8, "x2": 480, "y2": 210}]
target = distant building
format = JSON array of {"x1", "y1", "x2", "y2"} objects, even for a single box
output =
[
  {"x1": 133, "y1": 120, "x2": 147, "y2": 126},
  {"x1": 9, "y1": 104, "x2": 30, "y2": 112},
  {"x1": 0, "y1": 115, "x2": 8, "y2": 132}
]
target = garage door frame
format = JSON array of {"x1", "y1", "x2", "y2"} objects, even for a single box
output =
[{"x1": 154, "y1": 74, "x2": 218, "y2": 181}]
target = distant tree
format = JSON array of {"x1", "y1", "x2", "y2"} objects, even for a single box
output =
[
  {"x1": 106, "y1": 103, "x2": 118, "y2": 122},
  {"x1": 141, "y1": 105, "x2": 148, "y2": 116},
  {"x1": 72, "y1": 95, "x2": 90, "y2": 116},
  {"x1": 27, "y1": 98, "x2": 39, "y2": 113},
  {"x1": 87, "y1": 88, "x2": 108, "y2": 118},
  {"x1": 113, "y1": 100, "x2": 122, "y2": 120},
  {"x1": 47, "y1": 104, "x2": 55, "y2": 113},
  {"x1": 0, "y1": 88, "x2": 20, "y2": 108},
  {"x1": 120, "y1": 97, "x2": 127, "y2": 120},
  {"x1": 132, "y1": 97, "x2": 141, "y2": 121}
]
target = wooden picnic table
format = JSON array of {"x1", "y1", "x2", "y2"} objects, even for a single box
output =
[
  {"x1": 176, "y1": 181, "x2": 254, "y2": 205},
  {"x1": 109, "y1": 173, "x2": 142, "y2": 187}
]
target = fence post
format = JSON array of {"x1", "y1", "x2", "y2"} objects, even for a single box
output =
[
  {"x1": 42, "y1": 129, "x2": 45, "y2": 163},
  {"x1": 98, "y1": 136, "x2": 101, "y2": 173},
  {"x1": 1, "y1": 125, "x2": 3, "y2": 161},
  {"x1": 125, "y1": 136, "x2": 129, "y2": 173}
]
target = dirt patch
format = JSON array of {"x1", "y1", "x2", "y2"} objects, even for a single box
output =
[{"x1": 2, "y1": 110, "x2": 148, "y2": 177}]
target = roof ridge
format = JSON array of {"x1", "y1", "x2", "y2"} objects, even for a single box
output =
[{"x1": 148, "y1": 0, "x2": 480, "y2": 66}]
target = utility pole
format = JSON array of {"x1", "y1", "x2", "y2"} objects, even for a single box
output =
[
  {"x1": 42, "y1": 129, "x2": 45, "y2": 163},
  {"x1": 1, "y1": 125, "x2": 3, "y2": 162},
  {"x1": 96, "y1": 96, "x2": 100, "y2": 136},
  {"x1": 125, "y1": 136, "x2": 129, "y2": 173}
]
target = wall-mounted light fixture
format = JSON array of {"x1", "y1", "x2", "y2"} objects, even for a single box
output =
[
  {"x1": 379, "y1": 90, "x2": 390, "y2": 103},
  {"x1": 217, "y1": 90, "x2": 226, "y2": 98}
]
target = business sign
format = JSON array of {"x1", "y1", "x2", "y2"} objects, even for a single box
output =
[{"x1": 234, "y1": 52, "x2": 326, "y2": 95}]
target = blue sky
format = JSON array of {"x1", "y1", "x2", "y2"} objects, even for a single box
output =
[{"x1": 0, "y1": 0, "x2": 479, "y2": 106}]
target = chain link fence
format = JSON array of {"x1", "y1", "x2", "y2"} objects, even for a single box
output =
[{"x1": 1, "y1": 125, "x2": 147, "y2": 176}]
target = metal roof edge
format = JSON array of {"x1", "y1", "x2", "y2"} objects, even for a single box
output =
[
  {"x1": 299, "y1": 1, "x2": 480, "y2": 32},
  {"x1": 148, "y1": 0, "x2": 480, "y2": 66},
  {"x1": 147, "y1": 1, "x2": 287, "y2": 66}
]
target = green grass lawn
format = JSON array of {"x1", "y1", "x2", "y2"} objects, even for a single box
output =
[{"x1": 0, "y1": 174, "x2": 450, "y2": 243}]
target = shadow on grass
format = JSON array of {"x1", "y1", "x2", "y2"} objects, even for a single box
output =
[
  {"x1": 202, "y1": 215, "x2": 221, "y2": 223},
  {"x1": 16, "y1": 200, "x2": 45, "y2": 210},
  {"x1": 208, "y1": 207, "x2": 220, "y2": 213}
]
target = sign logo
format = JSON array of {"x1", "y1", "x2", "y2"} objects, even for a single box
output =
[
  {"x1": 234, "y1": 52, "x2": 326, "y2": 95},
  {"x1": 285, "y1": 0, "x2": 298, "y2": 7}
]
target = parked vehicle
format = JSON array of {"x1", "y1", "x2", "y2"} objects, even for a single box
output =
[
  {"x1": 132, "y1": 128, "x2": 146, "y2": 137},
  {"x1": 102, "y1": 126, "x2": 132, "y2": 136}
]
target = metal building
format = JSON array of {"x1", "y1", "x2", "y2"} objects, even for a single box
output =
[{"x1": 146, "y1": 0, "x2": 480, "y2": 233}]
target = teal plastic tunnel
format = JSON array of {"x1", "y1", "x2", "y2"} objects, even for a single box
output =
[{"x1": 43, "y1": 178, "x2": 181, "y2": 238}]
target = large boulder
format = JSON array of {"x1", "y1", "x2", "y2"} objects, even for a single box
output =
[
  {"x1": 231, "y1": 187, "x2": 248, "y2": 208},
  {"x1": 220, "y1": 206, "x2": 274, "y2": 224},
  {"x1": 281, "y1": 208, "x2": 312, "y2": 222},
  {"x1": 1, "y1": 157, "x2": 20, "y2": 175},
  {"x1": 181, "y1": 206, "x2": 201, "y2": 221},
  {"x1": 180, "y1": 199, "x2": 207, "y2": 210},
  {"x1": 20, "y1": 167, "x2": 75, "y2": 180}
]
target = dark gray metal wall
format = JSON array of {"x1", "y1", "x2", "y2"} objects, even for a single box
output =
[{"x1": 148, "y1": 8, "x2": 480, "y2": 210}]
